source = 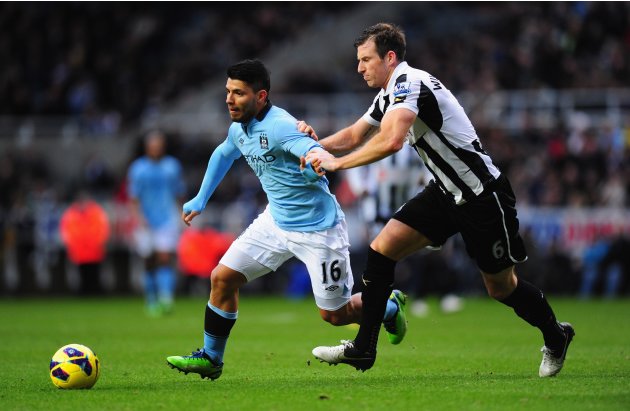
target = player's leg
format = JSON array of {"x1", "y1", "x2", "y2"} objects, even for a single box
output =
[
  {"x1": 311, "y1": 220, "x2": 429, "y2": 370},
  {"x1": 317, "y1": 292, "x2": 405, "y2": 327},
  {"x1": 302, "y1": 219, "x2": 404, "y2": 331},
  {"x1": 143, "y1": 253, "x2": 160, "y2": 316},
  {"x1": 318, "y1": 293, "x2": 362, "y2": 325},
  {"x1": 483, "y1": 266, "x2": 574, "y2": 377},
  {"x1": 166, "y1": 263, "x2": 246, "y2": 380},
  {"x1": 312, "y1": 183, "x2": 455, "y2": 370},
  {"x1": 154, "y1": 250, "x2": 176, "y2": 313},
  {"x1": 466, "y1": 175, "x2": 574, "y2": 377},
  {"x1": 352, "y1": 183, "x2": 456, "y2": 357},
  {"x1": 203, "y1": 264, "x2": 247, "y2": 362},
  {"x1": 167, "y1": 208, "x2": 287, "y2": 380},
  {"x1": 153, "y1": 224, "x2": 181, "y2": 313},
  {"x1": 353, "y1": 219, "x2": 430, "y2": 351}
]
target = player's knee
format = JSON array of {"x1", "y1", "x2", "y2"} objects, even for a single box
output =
[
  {"x1": 210, "y1": 269, "x2": 235, "y2": 292},
  {"x1": 210, "y1": 266, "x2": 246, "y2": 294},
  {"x1": 482, "y1": 268, "x2": 517, "y2": 300},
  {"x1": 486, "y1": 285, "x2": 511, "y2": 301}
]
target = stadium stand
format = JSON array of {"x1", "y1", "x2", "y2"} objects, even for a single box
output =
[{"x1": 0, "y1": 2, "x2": 628, "y2": 296}]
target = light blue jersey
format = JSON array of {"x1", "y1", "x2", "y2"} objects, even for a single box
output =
[
  {"x1": 184, "y1": 103, "x2": 343, "y2": 231},
  {"x1": 128, "y1": 155, "x2": 185, "y2": 228}
]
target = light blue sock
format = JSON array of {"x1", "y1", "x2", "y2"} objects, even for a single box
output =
[
  {"x1": 383, "y1": 299, "x2": 398, "y2": 322},
  {"x1": 204, "y1": 302, "x2": 238, "y2": 364},
  {"x1": 203, "y1": 333, "x2": 228, "y2": 365},
  {"x1": 143, "y1": 271, "x2": 157, "y2": 306},
  {"x1": 156, "y1": 266, "x2": 176, "y2": 303}
]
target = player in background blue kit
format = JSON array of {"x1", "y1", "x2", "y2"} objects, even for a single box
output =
[
  {"x1": 128, "y1": 131, "x2": 185, "y2": 316},
  {"x1": 166, "y1": 60, "x2": 408, "y2": 381}
]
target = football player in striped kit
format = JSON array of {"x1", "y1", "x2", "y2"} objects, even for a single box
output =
[{"x1": 306, "y1": 23, "x2": 574, "y2": 377}]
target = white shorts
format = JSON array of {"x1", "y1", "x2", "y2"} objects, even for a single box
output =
[
  {"x1": 220, "y1": 207, "x2": 354, "y2": 311},
  {"x1": 133, "y1": 222, "x2": 180, "y2": 257}
]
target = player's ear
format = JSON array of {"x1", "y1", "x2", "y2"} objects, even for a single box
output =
[
  {"x1": 257, "y1": 89, "x2": 268, "y2": 104},
  {"x1": 387, "y1": 50, "x2": 397, "y2": 64}
]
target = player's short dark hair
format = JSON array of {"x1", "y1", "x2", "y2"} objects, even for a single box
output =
[
  {"x1": 226, "y1": 59, "x2": 271, "y2": 93},
  {"x1": 354, "y1": 23, "x2": 406, "y2": 61}
]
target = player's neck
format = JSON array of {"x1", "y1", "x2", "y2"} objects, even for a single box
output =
[{"x1": 381, "y1": 61, "x2": 402, "y2": 90}]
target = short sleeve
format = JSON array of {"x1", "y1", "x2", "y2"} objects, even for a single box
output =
[
  {"x1": 388, "y1": 79, "x2": 420, "y2": 116},
  {"x1": 361, "y1": 94, "x2": 383, "y2": 126}
]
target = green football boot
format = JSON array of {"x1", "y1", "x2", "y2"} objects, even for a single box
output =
[
  {"x1": 166, "y1": 349, "x2": 223, "y2": 380},
  {"x1": 383, "y1": 290, "x2": 408, "y2": 345}
]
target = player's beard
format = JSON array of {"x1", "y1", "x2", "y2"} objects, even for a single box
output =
[{"x1": 231, "y1": 100, "x2": 258, "y2": 123}]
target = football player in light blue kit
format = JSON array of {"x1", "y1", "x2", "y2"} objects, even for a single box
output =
[
  {"x1": 166, "y1": 60, "x2": 408, "y2": 380},
  {"x1": 128, "y1": 131, "x2": 185, "y2": 316}
]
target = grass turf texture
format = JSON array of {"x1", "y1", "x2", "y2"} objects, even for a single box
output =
[{"x1": 0, "y1": 296, "x2": 628, "y2": 410}]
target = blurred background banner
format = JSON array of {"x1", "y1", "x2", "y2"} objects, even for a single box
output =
[{"x1": 0, "y1": 2, "x2": 629, "y2": 299}]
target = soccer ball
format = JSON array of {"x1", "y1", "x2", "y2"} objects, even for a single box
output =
[{"x1": 49, "y1": 344, "x2": 100, "y2": 389}]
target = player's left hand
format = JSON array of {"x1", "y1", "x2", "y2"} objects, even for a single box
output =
[
  {"x1": 305, "y1": 149, "x2": 339, "y2": 172},
  {"x1": 297, "y1": 120, "x2": 318, "y2": 141}
]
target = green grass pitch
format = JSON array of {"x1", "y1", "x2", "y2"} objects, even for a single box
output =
[{"x1": 1, "y1": 296, "x2": 628, "y2": 410}]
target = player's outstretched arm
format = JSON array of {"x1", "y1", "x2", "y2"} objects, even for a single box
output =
[
  {"x1": 305, "y1": 108, "x2": 415, "y2": 172},
  {"x1": 182, "y1": 140, "x2": 240, "y2": 226},
  {"x1": 298, "y1": 118, "x2": 378, "y2": 155}
]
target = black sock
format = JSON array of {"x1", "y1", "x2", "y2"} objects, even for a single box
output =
[
  {"x1": 205, "y1": 303, "x2": 237, "y2": 337},
  {"x1": 354, "y1": 248, "x2": 396, "y2": 353},
  {"x1": 500, "y1": 278, "x2": 565, "y2": 350}
]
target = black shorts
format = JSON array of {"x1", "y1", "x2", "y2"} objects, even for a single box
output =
[{"x1": 392, "y1": 175, "x2": 527, "y2": 274}]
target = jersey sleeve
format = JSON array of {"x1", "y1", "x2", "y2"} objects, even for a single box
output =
[
  {"x1": 388, "y1": 78, "x2": 420, "y2": 115},
  {"x1": 274, "y1": 118, "x2": 321, "y2": 157},
  {"x1": 182, "y1": 136, "x2": 241, "y2": 214},
  {"x1": 361, "y1": 94, "x2": 384, "y2": 127}
]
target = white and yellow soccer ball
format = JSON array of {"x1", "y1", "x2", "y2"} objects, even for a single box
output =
[{"x1": 49, "y1": 344, "x2": 100, "y2": 389}]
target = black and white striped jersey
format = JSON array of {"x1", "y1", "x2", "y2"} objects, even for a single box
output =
[{"x1": 361, "y1": 61, "x2": 501, "y2": 205}]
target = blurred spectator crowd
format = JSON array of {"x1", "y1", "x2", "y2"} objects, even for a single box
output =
[
  {"x1": 1, "y1": 2, "x2": 629, "y2": 298},
  {"x1": 0, "y1": 2, "x2": 350, "y2": 134},
  {"x1": 2, "y1": 3, "x2": 629, "y2": 127}
]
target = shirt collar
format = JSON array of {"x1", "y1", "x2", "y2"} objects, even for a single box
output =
[
  {"x1": 255, "y1": 100, "x2": 273, "y2": 122},
  {"x1": 240, "y1": 101, "x2": 273, "y2": 135},
  {"x1": 385, "y1": 61, "x2": 409, "y2": 91}
]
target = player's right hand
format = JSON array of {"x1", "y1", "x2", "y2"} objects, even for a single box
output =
[
  {"x1": 182, "y1": 210, "x2": 200, "y2": 226},
  {"x1": 305, "y1": 149, "x2": 338, "y2": 172},
  {"x1": 300, "y1": 156, "x2": 325, "y2": 177},
  {"x1": 182, "y1": 197, "x2": 204, "y2": 226}
]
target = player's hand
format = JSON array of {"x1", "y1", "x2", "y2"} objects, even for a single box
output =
[
  {"x1": 297, "y1": 120, "x2": 318, "y2": 141},
  {"x1": 300, "y1": 156, "x2": 326, "y2": 176},
  {"x1": 305, "y1": 149, "x2": 339, "y2": 172},
  {"x1": 182, "y1": 196, "x2": 205, "y2": 226},
  {"x1": 182, "y1": 210, "x2": 200, "y2": 226}
]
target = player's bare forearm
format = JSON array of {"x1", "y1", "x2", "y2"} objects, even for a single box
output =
[
  {"x1": 307, "y1": 109, "x2": 413, "y2": 171},
  {"x1": 319, "y1": 126, "x2": 357, "y2": 154},
  {"x1": 297, "y1": 118, "x2": 377, "y2": 155},
  {"x1": 305, "y1": 131, "x2": 398, "y2": 172},
  {"x1": 320, "y1": 123, "x2": 378, "y2": 154}
]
